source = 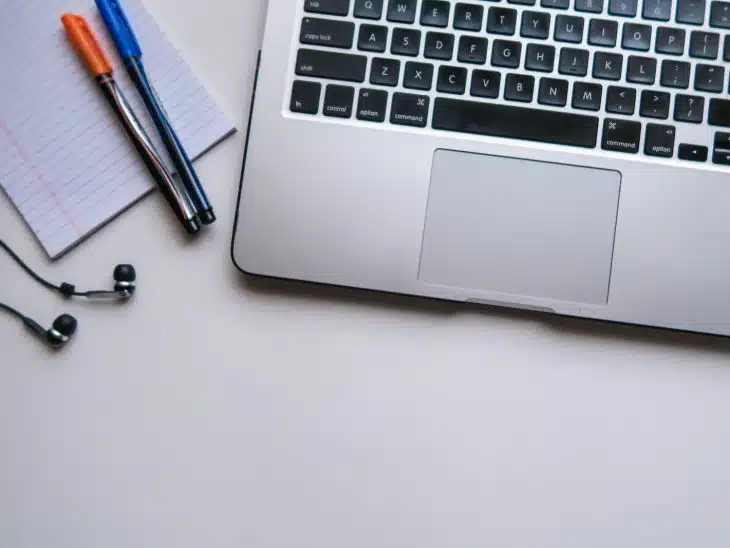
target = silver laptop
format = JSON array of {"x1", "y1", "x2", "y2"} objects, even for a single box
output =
[{"x1": 232, "y1": 0, "x2": 730, "y2": 336}]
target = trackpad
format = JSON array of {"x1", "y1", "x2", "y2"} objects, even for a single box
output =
[{"x1": 419, "y1": 150, "x2": 621, "y2": 305}]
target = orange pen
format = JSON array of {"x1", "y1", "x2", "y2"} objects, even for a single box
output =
[{"x1": 61, "y1": 14, "x2": 201, "y2": 234}]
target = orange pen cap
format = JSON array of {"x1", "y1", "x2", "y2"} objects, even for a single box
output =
[{"x1": 61, "y1": 14, "x2": 113, "y2": 77}]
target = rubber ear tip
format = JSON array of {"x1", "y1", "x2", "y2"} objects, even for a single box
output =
[
  {"x1": 53, "y1": 314, "x2": 78, "y2": 337},
  {"x1": 113, "y1": 264, "x2": 136, "y2": 283}
]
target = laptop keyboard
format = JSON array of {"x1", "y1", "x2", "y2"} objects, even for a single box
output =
[{"x1": 288, "y1": 0, "x2": 730, "y2": 164}]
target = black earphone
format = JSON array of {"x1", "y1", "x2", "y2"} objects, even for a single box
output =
[{"x1": 1, "y1": 238, "x2": 136, "y2": 349}]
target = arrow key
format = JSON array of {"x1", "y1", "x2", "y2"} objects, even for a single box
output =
[
  {"x1": 606, "y1": 85, "x2": 636, "y2": 115},
  {"x1": 712, "y1": 149, "x2": 730, "y2": 164},
  {"x1": 678, "y1": 143, "x2": 709, "y2": 161}
]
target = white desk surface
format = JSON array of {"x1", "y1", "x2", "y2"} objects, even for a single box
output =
[{"x1": 3, "y1": 1, "x2": 730, "y2": 547}]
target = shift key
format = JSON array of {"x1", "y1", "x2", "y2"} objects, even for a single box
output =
[{"x1": 296, "y1": 49, "x2": 367, "y2": 82}]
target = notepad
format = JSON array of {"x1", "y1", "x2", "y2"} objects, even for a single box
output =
[{"x1": 0, "y1": 0, "x2": 235, "y2": 259}]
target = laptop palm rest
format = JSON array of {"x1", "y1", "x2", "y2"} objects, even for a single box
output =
[{"x1": 419, "y1": 150, "x2": 622, "y2": 306}]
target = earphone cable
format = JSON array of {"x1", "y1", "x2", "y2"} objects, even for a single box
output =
[
  {"x1": 0, "y1": 301, "x2": 26, "y2": 323},
  {"x1": 0, "y1": 238, "x2": 77, "y2": 296}
]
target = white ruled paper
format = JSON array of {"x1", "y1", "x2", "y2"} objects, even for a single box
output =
[{"x1": 0, "y1": 0, "x2": 235, "y2": 258}]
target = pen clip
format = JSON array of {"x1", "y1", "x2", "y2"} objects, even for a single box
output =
[
  {"x1": 61, "y1": 14, "x2": 113, "y2": 77},
  {"x1": 95, "y1": 0, "x2": 143, "y2": 61}
]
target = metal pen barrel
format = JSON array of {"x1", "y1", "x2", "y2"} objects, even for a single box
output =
[
  {"x1": 126, "y1": 60, "x2": 216, "y2": 225},
  {"x1": 97, "y1": 74, "x2": 201, "y2": 234}
]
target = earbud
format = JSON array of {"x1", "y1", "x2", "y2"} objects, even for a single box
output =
[
  {"x1": 59, "y1": 263, "x2": 137, "y2": 300},
  {"x1": 1, "y1": 238, "x2": 136, "y2": 349},
  {"x1": 113, "y1": 264, "x2": 137, "y2": 298},
  {"x1": 23, "y1": 314, "x2": 78, "y2": 348}
]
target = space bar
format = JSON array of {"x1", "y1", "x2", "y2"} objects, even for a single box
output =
[{"x1": 432, "y1": 98, "x2": 599, "y2": 149}]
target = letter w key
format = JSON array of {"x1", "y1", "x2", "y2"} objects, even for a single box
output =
[{"x1": 387, "y1": 0, "x2": 418, "y2": 23}]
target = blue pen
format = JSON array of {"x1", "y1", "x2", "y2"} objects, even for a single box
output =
[{"x1": 95, "y1": 0, "x2": 216, "y2": 225}]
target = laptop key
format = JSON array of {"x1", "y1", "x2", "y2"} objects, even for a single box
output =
[
  {"x1": 354, "y1": 0, "x2": 384, "y2": 19},
  {"x1": 622, "y1": 23, "x2": 651, "y2": 51},
  {"x1": 538, "y1": 77, "x2": 569, "y2": 106},
  {"x1": 608, "y1": 0, "x2": 638, "y2": 17},
  {"x1": 370, "y1": 58, "x2": 401, "y2": 86},
  {"x1": 606, "y1": 86, "x2": 636, "y2": 115},
  {"x1": 554, "y1": 15, "x2": 585, "y2": 43},
  {"x1": 437, "y1": 66, "x2": 468, "y2": 94},
  {"x1": 357, "y1": 88, "x2": 388, "y2": 121},
  {"x1": 678, "y1": 143, "x2": 709, "y2": 161},
  {"x1": 390, "y1": 92, "x2": 430, "y2": 127},
  {"x1": 640, "y1": 90, "x2": 671, "y2": 118},
  {"x1": 432, "y1": 98, "x2": 599, "y2": 147},
  {"x1": 674, "y1": 94, "x2": 705, "y2": 123},
  {"x1": 714, "y1": 131, "x2": 730, "y2": 149},
  {"x1": 521, "y1": 11, "x2": 551, "y2": 39},
  {"x1": 300, "y1": 17, "x2": 355, "y2": 49},
  {"x1": 421, "y1": 0, "x2": 450, "y2": 27},
  {"x1": 525, "y1": 44, "x2": 556, "y2": 71},
  {"x1": 559, "y1": 47, "x2": 589, "y2": 76},
  {"x1": 601, "y1": 118, "x2": 642, "y2": 153},
  {"x1": 676, "y1": 0, "x2": 706, "y2": 24},
  {"x1": 295, "y1": 49, "x2": 367, "y2": 82},
  {"x1": 593, "y1": 52, "x2": 623, "y2": 80},
  {"x1": 471, "y1": 70, "x2": 502, "y2": 98},
  {"x1": 660, "y1": 60, "x2": 691, "y2": 88},
  {"x1": 572, "y1": 82, "x2": 603, "y2": 110},
  {"x1": 487, "y1": 7, "x2": 518, "y2": 35},
  {"x1": 656, "y1": 28, "x2": 685, "y2": 55},
  {"x1": 323, "y1": 85, "x2": 355, "y2": 118},
  {"x1": 690, "y1": 31, "x2": 720, "y2": 58},
  {"x1": 458, "y1": 36, "x2": 489, "y2": 64},
  {"x1": 424, "y1": 32, "x2": 454, "y2": 59},
  {"x1": 305, "y1": 0, "x2": 350, "y2": 16},
  {"x1": 712, "y1": 132, "x2": 730, "y2": 163},
  {"x1": 403, "y1": 62, "x2": 434, "y2": 90},
  {"x1": 541, "y1": 0, "x2": 571, "y2": 10},
  {"x1": 290, "y1": 80, "x2": 322, "y2": 114},
  {"x1": 626, "y1": 56, "x2": 656, "y2": 84},
  {"x1": 643, "y1": 0, "x2": 672, "y2": 20},
  {"x1": 358, "y1": 24, "x2": 388, "y2": 52},
  {"x1": 709, "y1": 99, "x2": 730, "y2": 126},
  {"x1": 504, "y1": 74, "x2": 535, "y2": 102},
  {"x1": 694, "y1": 64, "x2": 725, "y2": 92},
  {"x1": 713, "y1": 150, "x2": 730, "y2": 164},
  {"x1": 492, "y1": 40, "x2": 522, "y2": 68},
  {"x1": 588, "y1": 19, "x2": 618, "y2": 47},
  {"x1": 710, "y1": 1, "x2": 730, "y2": 27},
  {"x1": 644, "y1": 123, "x2": 676, "y2": 157},
  {"x1": 392, "y1": 28, "x2": 422, "y2": 56},
  {"x1": 387, "y1": 0, "x2": 418, "y2": 23},
  {"x1": 575, "y1": 0, "x2": 604, "y2": 12},
  {"x1": 454, "y1": 3, "x2": 484, "y2": 31}
]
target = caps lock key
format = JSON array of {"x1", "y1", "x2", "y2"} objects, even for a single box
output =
[{"x1": 300, "y1": 17, "x2": 356, "y2": 49}]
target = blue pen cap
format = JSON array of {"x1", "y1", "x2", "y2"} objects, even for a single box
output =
[{"x1": 95, "y1": 0, "x2": 142, "y2": 61}]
